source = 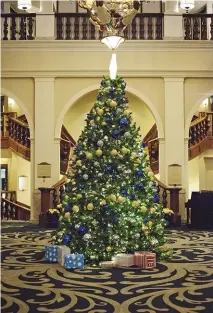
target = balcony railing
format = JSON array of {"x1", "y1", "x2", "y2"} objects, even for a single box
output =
[
  {"x1": 1, "y1": 13, "x2": 213, "y2": 41},
  {"x1": 183, "y1": 14, "x2": 213, "y2": 40},
  {"x1": 55, "y1": 13, "x2": 163, "y2": 40},
  {"x1": 1, "y1": 13, "x2": 36, "y2": 40}
]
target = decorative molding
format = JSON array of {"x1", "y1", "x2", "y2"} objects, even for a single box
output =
[
  {"x1": 164, "y1": 78, "x2": 185, "y2": 82},
  {"x1": 2, "y1": 40, "x2": 213, "y2": 52},
  {"x1": 163, "y1": 37, "x2": 184, "y2": 41},
  {"x1": 2, "y1": 69, "x2": 213, "y2": 78},
  {"x1": 35, "y1": 37, "x2": 56, "y2": 41},
  {"x1": 34, "y1": 77, "x2": 55, "y2": 82}
]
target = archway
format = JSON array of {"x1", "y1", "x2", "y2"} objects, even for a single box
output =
[
  {"x1": 186, "y1": 92, "x2": 213, "y2": 198},
  {"x1": 55, "y1": 84, "x2": 164, "y2": 139},
  {"x1": 1, "y1": 90, "x2": 33, "y2": 213}
]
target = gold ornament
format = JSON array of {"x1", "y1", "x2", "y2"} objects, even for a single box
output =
[
  {"x1": 90, "y1": 119, "x2": 95, "y2": 125},
  {"x1": 100, "y1": 200, "x2": 106, "y2": 205},
  {"x1": 131, "y1": 152, "x2": 137, "y2": 159},
  {"x1": 64, "y1": 212, "x2": 71, "y2": 219},
  {"x1": 87, "y1": 203, "x2": 94, "y2": 210},
  {"x1": 109, "y1": 194, "x2": 116, "y2": 202},
  {"x1": 148, "y1": 221, "x2": 153, "y2": 227},
  {"x1": 106, "y1": 246, "x2": 112, "y2": 252},
  {"x1": 96, "y1": 149, "x2": 103, "y2": 156},
  {"x1": 140, "y1": 206, "x2": 147, "y2": 213},
  {"x1": 121, "y1": 147, "x2": 129, "y2": 155},
  {"x1": 76, "y1": 160, "x2": 82, "y2": 167},
  {"x1": 118, "y1": 196, "x2": 125, "y2": 203},
  {"x1": 76, "y1": 194, "x2": 82, "y2": 199},
  {"x1": 110, "y1": 100, "x2": 117, "y2": 107},
  {"x1": 86, "y1": 152, "x2": 93, "y2": 160},
  {"x1": 150, "y1": 207, "x2": 156, "y2": 214},
  {"x1": 111, "y1": 149, "x2": 118, "y2": 156},
  {"x1": 72, "y1": 205, "x2": 79, "y2": 213},
  {"x1": 97, "y1": 108, "x2": 104, "y2": 115},
  {"x1": 132, "y1": 200, "x2": 140, "y2": 208}
]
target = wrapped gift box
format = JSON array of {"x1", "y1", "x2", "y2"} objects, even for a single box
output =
[
  {"x1": 58, "y1": 246, "x2": 71, "y2": 266},
  {"x1": 134, "y1": 251, "x2": 156, "y2": 269},
  {"x1": 45, "y1": 245, "x2": 58, "y2": 263},
  {"x1": 100, "y1": 261, "x2": 117, "y2": 268},
  {"x1": 114, "y1": 253, "x2": 134, "y2": 267},
  {"x1": 64, "y1": 254, "x2": 84, "y2": 269}
]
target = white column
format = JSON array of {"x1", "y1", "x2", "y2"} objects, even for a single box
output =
[
  {"x1": 207, "y1": 1, "x2": 213, "y2": 40},
  {"x1": 184, "y1": 137, "x2": 189, "y2": 200},
  {"x1": 34, "y1": 78, "x2": 60, "y2": 190},
  {"x1": 159, "y1": 138, "x2": 166, "y2": 184},
  {"x1": 164, "y1": 78, "x2": 185, "y2": 188},
  {"x1": 36, "y1": 1, "x2": 55, "y2": 40},
  {"x1": 164, "y1": 0, "x2": 183, "y2": 40}
]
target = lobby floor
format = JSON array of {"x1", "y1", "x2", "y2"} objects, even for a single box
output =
[{"x1": 1, "y1": 227, "x2": 213, "y2": 313}]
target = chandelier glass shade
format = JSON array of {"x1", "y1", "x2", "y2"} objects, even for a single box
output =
[
  {"x1": 18, "y1": 0, "x2": 32, "y2": 10},
  {"x1": 180, "y1": 0, "x2": 195, "y2": 11},
  {"x1": 101, "y1": 35, "x2": 125, "y2": 50}
]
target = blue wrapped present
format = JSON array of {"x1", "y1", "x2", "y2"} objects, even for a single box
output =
[
  {"x1": 64, "y1": 253, "x2": 84, "y2": 269},
  {"x1": 45, "y1": 245, "x2": 58, "y2": 263}
]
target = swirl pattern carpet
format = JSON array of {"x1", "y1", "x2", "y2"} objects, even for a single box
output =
[{"x1": 1, "y1": 228, "x2": 213, "y2": 313}]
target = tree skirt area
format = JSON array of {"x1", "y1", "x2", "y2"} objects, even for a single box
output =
[{"x1": 1, "y1": 228, "x2": 213, "y2": 313}]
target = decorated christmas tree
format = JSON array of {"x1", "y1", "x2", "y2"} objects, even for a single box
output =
[{"x1": 53, "y1": 76, "x2": 173, "y2": 264}]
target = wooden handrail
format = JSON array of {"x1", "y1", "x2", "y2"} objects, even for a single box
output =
[
  {"x1": 183, "y1": 13, "x2": 213, "y2": 17},
  {"x1": 1, "y1": 197, "x2": 31, "y2": 212},
  {"x1": 190, "y1": 115, "x2": 206, "y2": 127},
  {"x1": 1, "y1": 13, "x2": 36, "y2": 17},
  {"x1": 1, "y1": 196, "x2": 31, "y2": 220},
  {"x1": 10, "y1": 116, "x2": 29, "y2": 128}
]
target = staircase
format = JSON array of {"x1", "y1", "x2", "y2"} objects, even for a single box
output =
[
  {"x1": 0, "y1": 113, "x2": 76, "y2": 175},
  {"x1": 143, "y1": 112, "x2": 213, "y2": 174}
]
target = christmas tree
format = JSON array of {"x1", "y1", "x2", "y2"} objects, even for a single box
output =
[{"x1": 53, "y1": 76, "x2": 173, "y2": 264}]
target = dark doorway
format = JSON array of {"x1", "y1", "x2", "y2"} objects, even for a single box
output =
[{"x1": 1, "y1": 164, "x2": 8, "y2": 191}]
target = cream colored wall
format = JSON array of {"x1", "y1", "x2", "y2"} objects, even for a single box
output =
[
  {"x1": 185, "y1": 78, "x2": 213, "y2": 131},
  {"x1": 1, "y1": 78, "x2": 34, "y2": 133},
  {"x1": 188, "y1": 149, "x2": 213, "y2": 198},
  {"x1": 8, "y1": 98, "x2": 23, "y2": 116},
  {"x1": 63, "y1": 90, "x2": 155, "y2": 141},
  {"x1": 0, "y1": 152, "x2": 31, "y2": 206},
  {"x1": 55, "y1": 77, "x2": 164, "y2": 137}
]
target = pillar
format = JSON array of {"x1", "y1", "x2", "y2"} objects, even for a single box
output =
[
  {"x1": 32, "y1": 78, "x2": 60, "y2": 222},
  {"x1": 164, "y1": 78, "x2": 185, "y2": 186},
  {"x1": 36, "y1": 1, "x2": 55, "y2": 40},
  {"x1": 159, "y1": 138, "x2": 166, "y2": 184},
  {"x1": 164, "y1": 0, "x2": 183, "y2": 40}
]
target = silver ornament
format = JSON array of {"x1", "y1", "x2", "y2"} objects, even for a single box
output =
[
  {"x1": 151, "y1": 238, "x2": 158, "y2": 246},
  {"x1": 94, "y1": 162, "x2": 99, "y2": 167},
  {"x1": 104, "y1": 136, "x2": 108, "y2": 140},
  {"x1": 98, "y1": 173, "x2": 102, "y2": 177},
  {"x1": 83, "y1": 174, "x2": 88, "y2": 180},
  {"x1": 135, "y1": 233, "x2": 141, "y2": 239},
  {"x1": 124, "y1": 132, "x2": 131, "y2": 138},
  {"x1": 83, "y1": 233, "x2": 91, "y2": 240},
  {"x1": 97, "y1": 140, "x2": 104, "y2": 147}
]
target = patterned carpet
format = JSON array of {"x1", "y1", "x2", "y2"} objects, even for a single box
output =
[{"x1": 1, "y1": 229, "x2": 213, "y2": 313}]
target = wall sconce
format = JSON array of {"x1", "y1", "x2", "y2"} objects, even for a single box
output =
[{"x1": 18, "y1": 175, "x2": 28, "y2": 191}]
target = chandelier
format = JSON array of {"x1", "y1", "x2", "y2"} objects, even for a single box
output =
[
  {"x1": 18, "y1": 0, "x2": 32, "y2": 10},
  {"x1": 180, "y1": 0, "x2": 194, "y2": 12},
  {"x1": 78, "y1": 0, "x2": 140, "y2": 49}
]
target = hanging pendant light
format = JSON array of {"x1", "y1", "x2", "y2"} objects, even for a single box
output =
[
  {"x1": 180, "y1": 0, "x2": 194, "y2": 12},
  {"x1": 18, "y1": 0, "x2": 32, "y2": 10},
  {"x1": 101, "y1": 36, "x2": 125, "y2": 50}
]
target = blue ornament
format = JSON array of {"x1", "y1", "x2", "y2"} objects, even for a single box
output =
[
  {"x1": 112, "y1": 111, "x2": 117, "y2": 117},
  {"x1": 104, "y1": 165, "x2": 112, "y2": 172},
  {"x1": 141, "y1": 142, "x2": 146, "y2": 148},
  {"x1": 65, "y1": 186, "x2": 71, "y2": 193},
  {"x1": 153, "y1": 195, "x2": 160, "y2": 203},
  {"x1": 134, "y1": 182, "x2": 144, "y2": 191},
  {"x1": 121, "y1": 189, "x2": 128, "y2": 197},
  {"x1": 97, "y1": 95, "x2": 102, "y2": 101},
  {"x1": 93, "y1": 125, "x2": 97, "y2": 129},
  {"x1": 112, "y1": 175, "x2": 117, "y2": 179},
  {"x1": 130, "y1": 194, "x2": 136, "y2": 200},
  {"x1": 64, "y1": 204, "x2": 72, "y2": 212},
  {"x1": 120, "y1": 118, "x2": 128, "y2": 126},
  {"x1": 113, "y1": 217, "x2": 119, "y2": 224},
  {"x1": 112, "y1": 130, "x2": 120, "y2": 137},
  {"x1": 78, "y1": 225, "x2": 88, "y2": 235},
  {"x1": 122, "y1": 90, "x2": 125, "y2": 95},
  {"x1": 87, "y1": 113, "x2": 93, "y2": 120},
  {"x1": 62, "y1": 234, "x2": 71, "y2": 244},
  {"x1": 105, "y1": 117, "x2": 111, "y2": 124},
  {"x1": 144, "y1": 218, "x2": 148, "y2": 224},
  {"x1": 103, "y1": 204, "x2": 109, "y2": 209},
  {"x1": 75, "y1": 145, "x2": 82, "y2": 152},
  {"x1": 135, "y1": 169, "x2": 143, "y2": 177},
  {"x1": 101, "y1": 80, "x2": 105, "y2": 86}
]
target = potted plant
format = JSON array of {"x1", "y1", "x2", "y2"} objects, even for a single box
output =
[{"x1": 45, "y1": 208, "x2": 60, "y2": 228}]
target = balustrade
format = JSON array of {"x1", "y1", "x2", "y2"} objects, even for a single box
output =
[
  {"x1": 147, "y1": 138, "x2": 159, "y2": 174},
  {"x1": 183, "y1": 14, "x2": 213, "y2": 40},
  {"x1": 1, "y1": 13, "x2": 36, "y2": 40},
  {"x1": 0, "y1": 191, "x2": 30, "y2": 220},
  {"x1": 189, "y1": 113, "x2": 209, "y2": 148},
  {"x1": 55, "y1": 13, "x2": 163, "y2": 40}
]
